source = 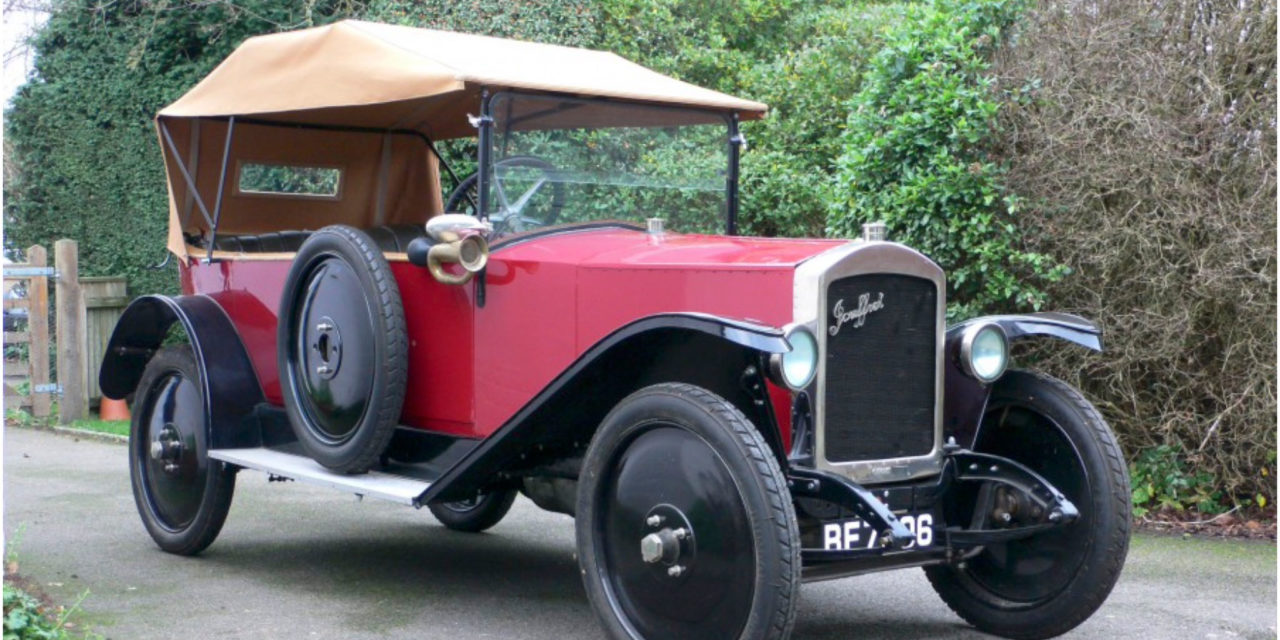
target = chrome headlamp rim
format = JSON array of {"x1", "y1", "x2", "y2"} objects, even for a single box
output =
[
  {"x1": 959, "y1": 321, "x2": 1009, "y2": 383},
  {"x1": 768, "y1": 323, "x2": 818, "y2": 392}
]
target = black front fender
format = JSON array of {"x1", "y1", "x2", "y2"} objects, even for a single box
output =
[
  {"x1": 950, "y1": 312, "x2": 1102, "y2": 352},
  {"x1": 100, "y1": 294, "x2": 264, "y2": 448},
  {"x1": 420, "y1": 313, "x2": 791, "y2": 503},
  {"x1": 943, "y1": 312, "x2": 1102, "y2": 448}
]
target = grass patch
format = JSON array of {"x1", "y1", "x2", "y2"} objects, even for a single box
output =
[{"x1": 66, "y1": 419, "x2": 129, "y2": 437}]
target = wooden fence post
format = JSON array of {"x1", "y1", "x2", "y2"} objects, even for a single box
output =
[
  {"x1": 27, "y1": 246, "x2": 51, "y2": 419},
  {"x1": 55, "y1": 239, "x2": 86, "y2": 423}
]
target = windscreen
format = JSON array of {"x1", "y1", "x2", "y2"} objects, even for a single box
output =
[{"x1": 480, "y1": 93, "x2": 730, "y2": 236}]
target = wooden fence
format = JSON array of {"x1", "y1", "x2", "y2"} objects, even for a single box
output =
[
  {"x1": 83, "y1": 277, "x2": 129, "y2": 404},
  {"x1": 3, "y1": 240, "x2": 128, "y2": 423}
]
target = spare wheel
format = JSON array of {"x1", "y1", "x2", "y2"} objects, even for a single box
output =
[{"x1": 277, "y1": 225, "x2": 407, "y2": 473}]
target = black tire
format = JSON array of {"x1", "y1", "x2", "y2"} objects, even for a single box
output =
[
  {"x1": 576, "y1": 383, "x2": 800, "y2": 640},
  {"x1": 427, "y1": 489, "x2": 518, "y2": 533},
  {"x1": 277, "y1": 225, "x2": 407, "y2": 474},
  {"x1": 129, "y1": 346, "x2": 236, "y2": 555},
  {"x1": 925, "y1": 370, "x2": 1131, "y2": 640}
]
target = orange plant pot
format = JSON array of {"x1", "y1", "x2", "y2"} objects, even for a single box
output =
[{"x1": 99, "y1": 397, "x2": 131, "y2": 422}]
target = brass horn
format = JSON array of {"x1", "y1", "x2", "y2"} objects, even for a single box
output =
[{"x1": 424, "y1": 214, "x2": 491, "y2": 286}]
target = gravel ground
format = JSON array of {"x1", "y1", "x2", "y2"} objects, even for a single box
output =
[{"x1": 4, "y1": 426, "x2": 1275, "y2": 639}]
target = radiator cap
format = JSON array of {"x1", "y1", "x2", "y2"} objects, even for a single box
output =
[{"x1": 862, "y1": 221, "x2": 887, "y2": 242}]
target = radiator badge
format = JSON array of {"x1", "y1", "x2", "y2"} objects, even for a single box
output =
[{"x1": 829, "y1": 293, "x2": 885, "y2": 336}]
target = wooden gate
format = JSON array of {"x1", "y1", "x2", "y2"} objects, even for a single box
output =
[
  {"x1": 3, "y1": 245, "x2": 53, "y2": 419},
  {"x1": 2, "y1": 240, "x2": 110, "y2": 424}
]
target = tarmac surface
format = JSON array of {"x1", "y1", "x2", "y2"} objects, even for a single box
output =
[{"x1": 3, "y1": 426, "x2": 1276, "y2": 639}]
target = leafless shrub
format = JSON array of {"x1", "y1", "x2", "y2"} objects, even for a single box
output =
[{"x1": 993, "y1": 0, "x2": 1276, "y2": 502}]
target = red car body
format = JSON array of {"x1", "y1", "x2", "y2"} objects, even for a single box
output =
[
  {"x1": 102, "y1": 22, "x2": 1129, "y2": 640},
  {"x1": 182, "y1": 228, "x2": 842, "y2": 442}
]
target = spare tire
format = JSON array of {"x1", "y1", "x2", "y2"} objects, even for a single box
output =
[{"x1": 277, "y1": 225, "x2": 407, "y2": 473}]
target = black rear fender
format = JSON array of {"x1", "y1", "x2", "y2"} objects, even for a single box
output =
[{"x1": 100, "y1": 294, "x2": 264, "y2": 448}]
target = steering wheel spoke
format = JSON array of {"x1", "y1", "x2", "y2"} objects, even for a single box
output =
[{"x1": 444, "y1": 156, "x2": 566, "y2": 235}]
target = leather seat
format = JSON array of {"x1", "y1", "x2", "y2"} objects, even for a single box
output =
[
  {"x1": 363, "y1": 224, "x2": 428, "y2": 252},
  {"x1": 211, "y1": 230, "x2": 312, "y2": 253},
  {"x1": 208, "y1": 224, "x2": 426, "y2": 254}
]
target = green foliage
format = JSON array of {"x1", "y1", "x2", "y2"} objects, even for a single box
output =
[
  {"x1": 3, "y1": 0, "x2": 367, "y2": 295},
  {"x1": 3, "y1": 0, "x2": 595, "y2": 295},
  {"x1": 237, "y1": 164, "x2": 341, "y2": 197},
  {"x1": 598, "y1": 0, "x2": 899, "y2": 238},
  {"x1": 67, "y1": 419, "x2": 131, "y2": 437},
  {"x1": 3, "y1": 585, "x2": 99, "y2": 640},
  {"x1": 4, "y1": 525, "x2": 100, "y2": 640},
  {"x1": 828, "y1": 0, "x2": 1065, "y2": 318},
  {"x1": 3, "y1": 0, "x2": 903, "y2": 289},
  {"x1": 1129, "y1": 445, "x2": 1226, "y2": 518},
  {"x1": 365, "y1": 0, "x2": 599, "y2": 46}
]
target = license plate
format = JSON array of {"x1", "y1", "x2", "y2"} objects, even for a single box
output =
[{"x1": 821, "y1": 512, "x2": 936, "y2": 551}]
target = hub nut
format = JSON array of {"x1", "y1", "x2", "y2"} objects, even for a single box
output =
[{"x1": 640, "y1": 533, "x2": 664, "y2": 564}]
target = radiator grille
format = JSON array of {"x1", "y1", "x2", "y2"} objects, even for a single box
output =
[{"x1": 822, "y1": 274, "x2": 937, "y2": 463}]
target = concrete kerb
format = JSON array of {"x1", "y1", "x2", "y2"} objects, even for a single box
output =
[{"x1": 49, "y1": 425, "x2": 127, "y2": 444}]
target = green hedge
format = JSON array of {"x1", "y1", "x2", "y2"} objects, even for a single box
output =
[
  {"x1": 5, "y1": 1, "x2": 902, "y2": 290},
  {"x1": 2, "y1": 0, "x2": 600, "y2": 295},
  {"x1": 827, "y1": 0, "x2": 1065, "y2": 319}
]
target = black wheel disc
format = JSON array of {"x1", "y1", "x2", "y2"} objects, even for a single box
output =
[
  {"x1": 285, "y1": 255, "x2": 377, "y2": 445},
  {"x1": 129, "y1": 346, "x2": 236, "y2": 556},
  {"x1": 966, "y1": 403, "x2": 1091, "y2": 604},
  {"x1": 136, "y1": 371, "x2": 209, "y2": 531},
  {"x1": 598, "y1": 424, "x2": 756, "y2": 639},
  {"x1": 277, "y1": 225, "x2": 407, "y2": 474}
]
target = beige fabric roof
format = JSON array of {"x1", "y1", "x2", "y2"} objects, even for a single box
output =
[
  {"x1": 159, "y1": 20, "x2": 767, "y2": 138},
  {"x1": 158, "y1": 21, "x2": 766, "y2": 260}
]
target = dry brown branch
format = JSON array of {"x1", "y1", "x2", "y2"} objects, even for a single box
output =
[{"x1": 994, "y1": 0, "x2": 1277, "y2": 502}]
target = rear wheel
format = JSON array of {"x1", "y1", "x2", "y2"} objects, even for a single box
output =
[
  {"x1": 925, "y1": 370, "x2": 1131, "y2": 639},
  {"x1": 576, "y1": 383, "x2": 800, "y2": 640},
  {"x1": 129, "y1": 346, "x2": 235, "y2": 555},
  {"x1": 428, "y1": 489, "x2": 518, "y2": 533}
]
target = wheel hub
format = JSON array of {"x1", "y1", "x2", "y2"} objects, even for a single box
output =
[
  {"x1": 640, "y1": 504, "x2": 696, "y2": 578},
  {"x1": 288, "y1": 257, "x2": 378, "y2": 443},
  {"x1": 149, "y1": 423, "x2": 184, "y2": 474},
  {"x1": 311, "y1": 316, "x2": 342, "y2": 380}
]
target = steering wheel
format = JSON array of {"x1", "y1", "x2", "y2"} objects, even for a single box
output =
[{"x1": 444, "y1": 156, "x2": 567, "y2": 234}]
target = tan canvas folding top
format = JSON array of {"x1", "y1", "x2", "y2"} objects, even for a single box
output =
[
  {"x1": 160, "y1": 20, "x2": 767, "y2": 135},
  {"x1": 157, "y1": 20, "x2": 768, "y2": 259}
]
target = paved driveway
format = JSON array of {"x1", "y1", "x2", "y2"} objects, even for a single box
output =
[{"x1": 4, "y1": 427, "x2": 1276, "y2": 639}]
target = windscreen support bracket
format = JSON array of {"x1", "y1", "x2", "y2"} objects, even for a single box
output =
[{"x1": 727, "y1": 112, "x2": 743, "y2": 236}]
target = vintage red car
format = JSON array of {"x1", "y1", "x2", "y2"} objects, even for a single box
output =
[{"x1": 101, "y1": 20, "x2": 1131, "y2": 640}]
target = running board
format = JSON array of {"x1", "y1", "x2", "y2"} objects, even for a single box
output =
[{"x1": 208, "y1": 447, "x2": 431, "y2": 506}]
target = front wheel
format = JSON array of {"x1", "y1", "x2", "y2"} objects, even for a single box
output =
[
  {"x1": 925, "y1": 370, "x2": 1131, "y2": 639},
  {"x1": 129, "y1": 346, "x2": 236, "y2": 555},
  {"x1": 576, "y1": 383, "x2": 800, "y2": 640}
]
